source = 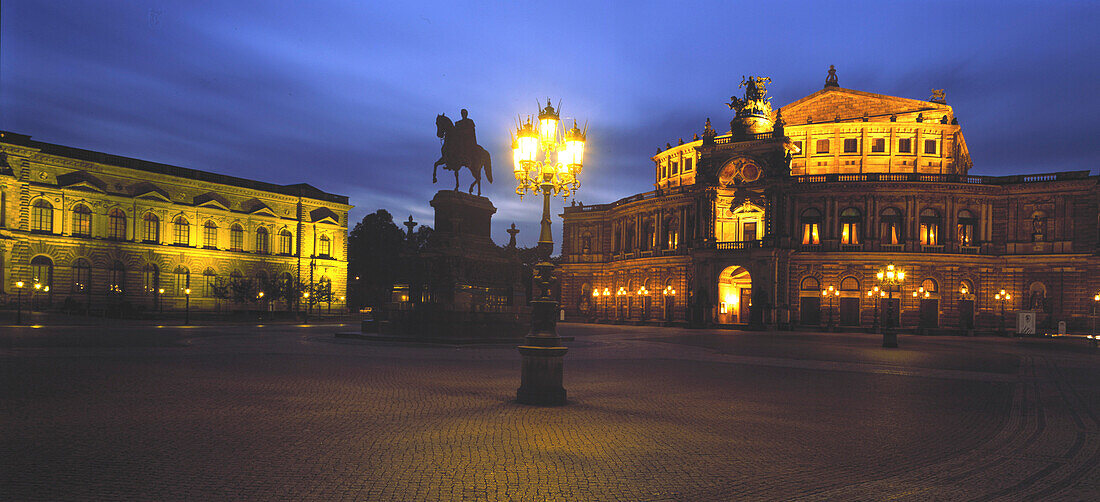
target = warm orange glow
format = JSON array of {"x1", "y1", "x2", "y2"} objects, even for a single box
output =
[{"x1": 538, "y1": 100, "x2": 559, "y2": 145}]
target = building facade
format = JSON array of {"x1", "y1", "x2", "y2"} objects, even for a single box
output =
[
  {"x1": 559, "y1": 70, "x2": 1099, "y2": 334},
  {"x1": 0, "y1": 131, "x2": 351, "y2": 313}
]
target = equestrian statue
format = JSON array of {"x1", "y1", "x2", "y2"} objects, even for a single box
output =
[{"x1": 434, "y1": 109, "x2": 493, "y2": 196}]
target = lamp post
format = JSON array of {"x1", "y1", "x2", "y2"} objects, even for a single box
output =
[
  {"x1": 638, "y1": 285, "x2": 650, "y2": 320},
  {"x1": 602, "y1": 287, "x2": 610, "y2": 320},
  {"x1": 33, "y1": 282, "x2": 42, "y2": 311},
  {"x1": 511, "y1": 99, "x2": 587, "y2": 406},
  {"x1": 874, "y1": 264, "x2": 905, "y2": 348},
  {"x1": 867, "y1": 286, "x2": 882, "y2": 333},
  {"x1": 14, "y1": 281, "x2": 25, "y2": 325},
  {"x1": 184, "y1": 288, "x2": 191, "y2": 325},
  {"x1": 822, "y1": 285, "x2": 839, "y2": 331},
  {"x1": 663, "y1": 284, "x2": 676, "y2": 322},
  {"x1": 1091, "y1": 293, "x2": 1099, "y2": 337},
  {"x1": 157, "y1": 288, "x2": 164, "y2": 314},
  {"x1": 303, "y1": 291, "x2": 311, "y2": 324},
  {"x1": 591, "y1": 288, "x2": 600, "y2": 322},
  {"x1": 994, "y1": 289, "x2": 1012, "y2": 335}
]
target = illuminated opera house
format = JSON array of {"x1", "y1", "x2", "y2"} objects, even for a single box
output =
[{"x1": 559, "y1": 67, "x2": 1098, "y2": 334}]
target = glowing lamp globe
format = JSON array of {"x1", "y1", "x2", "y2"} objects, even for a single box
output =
[{"x1": 538, "y1": 99, "x2": 559, "y2": 145}]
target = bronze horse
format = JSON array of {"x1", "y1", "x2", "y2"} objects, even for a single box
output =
[{"x1": 434, "y1": 114, "x2": 493, "y2": 195}]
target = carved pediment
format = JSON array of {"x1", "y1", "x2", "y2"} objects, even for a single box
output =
[
  {"x1": 194, "y1": 191, "x2": 230, "y2": 211},
  {"x1": 310, "y1": 207, "x2": 339, "y2": 224},
  {"x1": 242, "y1": 198, "x2": 278, "y2": 217},
  {"x1": 131, "y1": 182, "x2": 171, "y2": 201},
  {"x1": 57, "y1": 170, "x2": 108, "y2": 193}
]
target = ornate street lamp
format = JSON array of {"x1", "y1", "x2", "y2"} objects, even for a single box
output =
[
  {"x1": 874, "y1": 264, "x2": 905, "y2": 347},
  {"x1": 511, "y1": 99, "x2": 588, "y2": 406},
  {"x1": 867, "y1": 286, "x2": 883, "y2": 333},
  {"x1": 822, "y1": 285, "x2": 839, "y2": 331},
  {"x1": 994, "y1": 289, "x2": 1012, "y2": 335},
  {"x1": 663, "y1": 284, "x2": 676, "y2": 322}
]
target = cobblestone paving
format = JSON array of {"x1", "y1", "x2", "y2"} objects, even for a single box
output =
[{"x1": 2, "y1": 324, "x2": 1098, "y2": 500}]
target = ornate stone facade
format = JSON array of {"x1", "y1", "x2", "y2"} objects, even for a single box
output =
[
  {"x1": 0, "y1": 131, "x2": 351, "y2": 312},
  {"x1": 560, "y1": 72, "x2": 1099, "y2": 334}
]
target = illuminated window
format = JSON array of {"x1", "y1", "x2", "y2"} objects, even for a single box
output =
[
  {"x1": 143, "y1": 264, "x2": 159, "y2": 295},
  {"x1": 108, "y1": 209, "x2": 126, "y2": 240},
  {"x1": 881, "y1": 207, "x2": 903, "y2": 244},
  {"x1": 840, "y1": 276, "x2": 860, "y2": 291},
  {"x1": 843, "y1": 138, "x2": 858, "y2": 153},
  {"x1": 924, "y1": 139, "x2": 937, "y2": 155},
  {"x1": 143, "y1": 213, "x2": 160, "y2": 242},
  {"x1": 800, "y1": 208, "x2": 822, "y2": 245},
  {"x1": 800, "y1": 276, "x2": 820, "y2": 292},
  {"x1": 871, "y1": 138, "x2": 885, "y2": 153},
  {"x1": 32, "y1": 199, "x2": 53, "y2": 232},
  {"x1": 279, "y1": 230, "x2": 293, "y2": 255},
  {"x1": 72, "y1": 204, "x2": 92, "y2": 236},
  {"x1": 72, "y1": 258, "x2": 91, "y2": 293},
  {"x1": 173, "y1": 216, "x2": 190, "y2": 245},
  {"x1": 840, "y1": 208, "x2": 860, "y2": 245},
  {"x1": 919, "y1": 208, "x2": 941, "y2": 245},
  {"x1": 230, "y1": 224, "x2": 244, "y2": 251},
  {"x1": 898, "y1": 138, "x2": 912, "y2": 153},
  {"x1": 957, "y1": 210, "x2": 977, "y2": 246},
  {"x1": 203, "y1": 268, "x2": 217, "y2": 297},
  {"x1": 203, "y1": 221, "x2": 218, "y2": 248},
  {"x1": 684, "y1": 157, "x2": 693, "y2": 171},
  {"x1": 815, "y1": 139, "x2": 830, "y2": 154},
  {"x1": 318, "y1": 234, "x2": 332, "y2": 257},
  {"x1": 255, "y1": 227, "x2": 270, "y2": 254}
]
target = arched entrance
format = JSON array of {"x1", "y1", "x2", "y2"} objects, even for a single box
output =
[{"x1": 718, "y1": 266, "x2": 751, "y2": 324}]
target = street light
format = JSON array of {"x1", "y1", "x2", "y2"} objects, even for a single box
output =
[
  {"x1": 157, "y1": 288, "x2": 165, "y2": 314},
  {"x1": 663, "y1": 285, "x2": 676, "y2": 322},
  {"x1": 822, "y1": 285, "x2": 840, "y2": 330},
  {"x1": 874, "y1": 264, "x2": 905, "y2": 347},
  {"x1": 867, "y1": 286, "x2": 882, "y2": 333},
  {"x1": 184, "y1": 288, "x2": 192, "y2": 325},
  {"x1": 511, "y1": 100, "x2": 587, "y2": 406},
  {"x1": 14, "y1": 280, "x2": 25, "y2": 325},
  {"x1": 1092, "y1": 293, "x2": 1099, "y2": 337},
  {"x1": 302, "y1": 291, "x2": 311, "y2": 323},
  {"x1": 994, "y1": 289, "x2": 1012, "y2": 335}
]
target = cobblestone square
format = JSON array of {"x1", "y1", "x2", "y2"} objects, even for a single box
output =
[{"x1": 2, "y1": 324, "x2": 1098, "y2": 500}]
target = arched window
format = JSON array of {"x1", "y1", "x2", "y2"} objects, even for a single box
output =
[
  {"x1": 72, "y1": 258, "x2": 91, "y2": 292},
  {"x1": 921, "y1": 278, "x2": 938, "y2": 292},
  {"x1": 663, "y1": 218, "x2": 678, "y2": 250},
  {"x1": 840, "y1": 276, "x2": 860, "y2": 291},
  {"x1": 919, "y1": 208, "x2": 941, "y2": 245},
  {"x1": 173, "y1": 216, "x2": 190, "y2": 245},
  {"x1": 31, "y1": 256, "x2": 53, "y2": 289},
  {"x1": 800, "y1": 276, "x2": 820, "y2": 291},
  {"x1": 640, "y1": 219, "x2": 655, "y2": 251},
  {"x1": 32, "y1": 199, "x2": 53, "y2": 232},
  {"x1": 203, "y1": 221, "x2": 218, "y2": 248},
  {"x1": 230, "y1": 224, "x2": 244, "y2": 251},
  {"x1": 840, "y1": 208, "x2": 861, "y2": 245},
  {"x1": 800, "y1": 208, "x2": 822, "y2": 245},
  {"x1": 318, "y1": 234, "x2": 332, "y2": 257},
  {"x1": 279, "y1": 272, "x2": 295, "y2": 301},
  {"x1": 957, "y1": 209, "x2": 977, "y2": 246},
  {"x1": 202, "y1": 268, "x2": 217, "y2": 297},
  {"x1": 880, "y1": 207, "x2": 903, "y2": 244},
  {"x1": 174, "y1": 266, "x2": 190, "y2": 295},
  {"x1": 1028, "y1": 282, "x2": 1047, "y2": 310},
  {"x1": 108, "y1": 261, "x2": 126, "y2": 295},
  {"x1": 72, "y1": 204, "x2": 92, "y2": 236},
  {"x1": 143, "y1": 264, "x2": 159, "y2": 295},
  {"x1": 108, "y1": 208, "x2": 127, "y2": 240},
  {"x1": 959, "y1": 279, "x2": 974, "y2": 297},
  {"x1": 255, "y1": 227, "x2": 270, "y2": 254},
  {"x1": 279, "y1": 229, "x2": 293, "y2": 255},
  {"x1": 143, "y1": 213, "x2": 160, "y2": 242},
  {"x1": 613, "y1": 224, "x2": 621, "y2": 253}
]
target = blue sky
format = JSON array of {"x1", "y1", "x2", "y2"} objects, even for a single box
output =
[{"x1": 2, "y1": 1, "x2": 1097, "y2": 248}]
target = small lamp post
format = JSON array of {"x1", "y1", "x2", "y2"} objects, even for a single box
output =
[
  {"x1": 616, "y1": 287, "x2": 627, "y2": 321},
  {"x1": 663, "y1": 284, "x2": 676, "y2": 322},
  {"x1": 14, "y1": 281, "x2": 25, "y2": 325},
  {"x1": 591, "y1": 288, "x2": 600, "y2": 322},
  {"x1": 511, "y1": 99, "x2": 587, "y2": 406},
  {"x1": 867, "y1": 286, "x2": 882, "y2": 333},
  {"x1": 874, "y1": 264, "x2": 905, "y2": 347},
  {"x1": 184, "y1": 288, "x2": 192, "y2": 325},
  {"x1": 33, "y1": 282, "x2": 42, "y2": 311},
  {"x1": 1091, "y1": 293, "x2": 1099, "y2": 337},
  {"x1": 303, "y1": 291, "x2": 311, "y2": 323},
  {"x1": 994, "y1": 289, "x2": 1012, "y2": 335},
  {"x1": 822, "y1": 285, "x2": 839, "y2": 331},
  {"x1": 157, "y1": 288, "x2": 165, "y2": 314},
  {"x1": 257, "y1": 291, "x2": 265, "y2": 320},
  {"x1": 637, "y1": 285, "x2": 650, "y2": 320}
]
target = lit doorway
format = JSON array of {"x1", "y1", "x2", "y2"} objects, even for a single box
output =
[{"x1": 718, "y1": 266, "x2": 751, "y2": 324}]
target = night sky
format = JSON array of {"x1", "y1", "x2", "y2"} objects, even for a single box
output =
[{"x1": 2, "y1": 1, "x2": 1097, "y2": 249}]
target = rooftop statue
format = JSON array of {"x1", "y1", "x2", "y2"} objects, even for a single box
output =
[
  {"x1": 434, "y1": 109, "x2": 493, "y2": 196},
  {"x1": 727, "y1": 76, "x2": 774, "y2": 136},
  {"x1": 824, "y1": 65, "x2": 839, "y2": 88}
]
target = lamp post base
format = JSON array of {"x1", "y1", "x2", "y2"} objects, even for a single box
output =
[
  {"x1": 517, "y1": 344, "x2": 568, "y2": 406},
  {"x1": 882, "y1": 330, "x2": 898, "y2": 348}
]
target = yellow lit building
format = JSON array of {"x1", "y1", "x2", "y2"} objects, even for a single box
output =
[{"x1": 0, "y1": 131, "x2": 351, "y2": 314}]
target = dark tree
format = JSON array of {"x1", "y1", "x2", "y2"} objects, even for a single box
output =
[{"x1": 348, "y1": 210, "x2": 408, "y2": 310}]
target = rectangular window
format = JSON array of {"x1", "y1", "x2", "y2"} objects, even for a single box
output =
[
  {"x1": 231, "y1": 228, "x2": 243, "y2": 251},
  {"x1": 73, "y1": 210, "x2": 91, "y2": 236},
  {"x1": 871, "y1": 138, "x2": 885, "y2": 153},
  {"x1": 958, "y1": 223, "x2": 974, "y2": 246},
  {"x1": 279, "y1": 232, "x2": 292, "y2": 255},
  {"x1": 841, "y1": 222, "x2": 859, "y2": 244},
  {"x1": 793, "y1": 141, "x2": 803, "y2": 155},
  {"x1": 924, "y1": 139, "x2": 937, "y2": 154},
  {"x1": 920, "y1": 224, "x2": 939, "y2": 245},
  {"x1": 684, "y1": 157, "x2": 693, "y2": 171},
  {"x1": 742, "y1": 222, "x2": 757, "y2": 241},
  {"x1": 174, "y1": 222, "x2": 189, "y2": 245},
  {"x1": 898, "y1": 138, "x2": 912, "y2": 153},
  {"x1": 801, "y1": 223, "x2": 820, "y2": 245},
  {"x1": 843, "y1": 138, "x2": 858, "y2": 153},
  {"x1": 670, "y1": 161, "x2": 679, "y2": 176},
  {"x1": 815, "y1": 139, "x2": 830, "y2": 154},
  {"x1": 144, "y1": 218, "x2": 159, "y2": 243},
  {"x1": 204, "y1": 225, "x2": 217, "y2": 248}
]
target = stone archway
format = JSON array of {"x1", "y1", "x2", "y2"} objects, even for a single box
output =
[{"x1": 717, "y1": 265, "x2": 752, "y2": 324}]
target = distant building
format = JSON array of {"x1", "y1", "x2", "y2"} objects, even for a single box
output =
[
  {"x1": 559, "y1": 70, "x2": 1098, "y2": 334},
  {"x1": 0, "y1": 131, "x2": 351, "y2": 313}
]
